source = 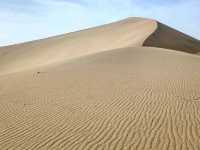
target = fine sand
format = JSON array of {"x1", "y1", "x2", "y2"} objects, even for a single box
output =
[{"x1": 0, "y1": 17, "x2": 200, "y2": 150}]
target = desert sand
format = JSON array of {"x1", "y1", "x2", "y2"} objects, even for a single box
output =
[{"x1": 0, "y1": 17, "x2": 200, "y2": 150}]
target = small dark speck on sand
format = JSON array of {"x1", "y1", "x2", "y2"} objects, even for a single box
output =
[{"x1": 36, "y1": 71, "x2": 46, "y2": 75}]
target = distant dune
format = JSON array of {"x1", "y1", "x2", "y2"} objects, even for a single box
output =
[{"x1": 0, "y1": 17, "x2": 200, "y2": 150}]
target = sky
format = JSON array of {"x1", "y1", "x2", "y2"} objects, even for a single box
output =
[{"x1": 0, "y1": 0, "x2": 200, "y2": 46}]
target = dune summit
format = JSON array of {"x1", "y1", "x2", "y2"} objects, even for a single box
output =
[
  {"x1": 1, "y1": 17, "x2": 200, "y2": 75},
  {"x1": 0, "y1": 17, "x2": 200, "y2": 150}
]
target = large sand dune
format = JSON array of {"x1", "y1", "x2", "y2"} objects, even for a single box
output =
[{"x1": 0, "y1": 17, "x2": 200, "y2": 150}]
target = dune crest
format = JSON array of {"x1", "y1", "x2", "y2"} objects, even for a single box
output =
[{"x1": 1, "y1": 17, "x2": 200, "y2": 75}]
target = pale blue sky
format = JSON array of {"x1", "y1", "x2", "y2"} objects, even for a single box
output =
[{"x1": 0, "y1": 0, "x2": 199, "y2": 46}]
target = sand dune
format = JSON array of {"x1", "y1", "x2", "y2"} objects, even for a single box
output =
[{"x1": 0, "y1": 17, "x2": 200, "y2": 150}]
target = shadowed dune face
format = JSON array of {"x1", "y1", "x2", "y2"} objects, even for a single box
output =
[
  {"x1": 0, "y1": 18, "x2": 200, "y2": 150},
  {"x1": 144, "y1": 22, "x2": 200, "y2": 53}
]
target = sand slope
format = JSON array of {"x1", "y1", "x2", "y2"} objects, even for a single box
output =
[
  {"x1": 0, "y1": 18, "x2": 200, "y2": 150},
  {"x1": 0, "y1": 18, "x2": 156, "y2": 75}
]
